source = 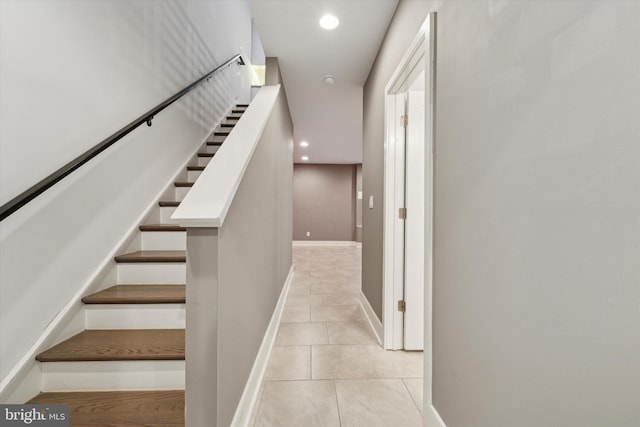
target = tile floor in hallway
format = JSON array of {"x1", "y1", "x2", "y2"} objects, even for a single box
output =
[{"x1": 251, "y1": 245, "x2": 424, "y2": 427}]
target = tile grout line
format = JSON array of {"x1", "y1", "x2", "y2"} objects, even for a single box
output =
[
  {"x1": 306, "y1": 344, "x2": 312, "y2": 380},
  {"x1": 261, "y1": 375, "x2": 422, "y2": 383},
  {"x1": 334, "y1": 380, "x2": 343, "y2": 427},
  {"x1": 324, "y1": 321, "x2": 330, "y2": 345},
  {"x1": 401, "y1": 378, "x2": 423, "y2": 414}
]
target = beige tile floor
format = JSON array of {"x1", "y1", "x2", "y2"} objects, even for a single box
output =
[{"x1": 251, "y1": 245, "x2": 424, "y2": 427}]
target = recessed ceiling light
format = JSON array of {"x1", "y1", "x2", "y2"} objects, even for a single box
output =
[
  {"x1": 319, "y1": 14, "x2": 339, "y2": 30},
  {"x1": 323, "y1": 75, "x2": 336, "y2": 85},
  {"x1": 301, "y1": 156, "x2": 309, "y2": 161},
  {"x1": 300, "y1": 141, "x2": 309, "y2": 147}
]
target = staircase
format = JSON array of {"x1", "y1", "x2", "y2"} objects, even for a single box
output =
[{"x1": 26, "y1": 105, "x2": 249, "y2": 426}]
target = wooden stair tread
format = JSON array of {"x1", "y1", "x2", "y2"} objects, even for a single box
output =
[
  {"x1": 207, "y1": 141, "x2": 223, "y2": 146},
  {"x1": 232, "y1": 109, "x2": 245, "y2": 113},
  {"x1": 214, "y1": 131, "x2": 230, "y2": 135},
  {"x1": 159, "y1": 201, "x2": 180, "y2": 207},
  {"x1": 28, "y1": 390, "x2": 184, "y2": 426},
  {"x1": 36, "y1": 329, "x2": 184, "y2": 362},
  {"x1": 174, "y1": 181, "x2": 194, "y2": 187},
  {"x1": 236, "y1": 104, "x2": 249, "y2": 107},
  {"x1": 221, "y1": 123, "x2": 235, "y2": 128},
  {"x1": 82, "y1": 285, "x2": 186, "y2": 304},
  {"x1": 139, "y1": 224, "x2": 186, "y2": 232},
  {"x1": 187, "y1": 166, "x2": 205, "y2": 171},
  {"x1": 115, "y1": 250, "x2": 185, "y2": 263},
  {"x1": 197, "y1": 152, "x2": 214, "y2": 157}
]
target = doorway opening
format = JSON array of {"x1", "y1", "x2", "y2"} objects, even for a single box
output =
[{"x1": 382, "y1": 9, "x2": 436, "y2": 412}]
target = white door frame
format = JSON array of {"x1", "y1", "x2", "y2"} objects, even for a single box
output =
[
  {"x1": 404, "y1": 89, "x2": 426, "y2": 350},
  {"x1": 382, "y1": 9, "x2": 437, "y2": 413}
]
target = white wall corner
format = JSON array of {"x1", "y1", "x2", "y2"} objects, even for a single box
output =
[
  {"x1": 229, "y1": 266, "x2": 294, "y2": 427},
  {"x1": 359, "y1": 291, "x2": 383, "y2": 345}
]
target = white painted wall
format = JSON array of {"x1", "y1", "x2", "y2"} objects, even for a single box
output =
[{"x1": 0, "y1": 0, "x2": 252, "y2": 383}]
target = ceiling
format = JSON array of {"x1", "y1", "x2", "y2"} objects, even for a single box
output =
[{"x1": 249, "y1": 0, "x2": 399, "y2": 164}]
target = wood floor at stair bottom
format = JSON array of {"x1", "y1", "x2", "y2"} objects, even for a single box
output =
[
  {"x1": 28, "y1": 390, "x2": 184, "y2": 426},
  {"x1": 35, "y1": 329, "x2": 184, "y2": 362},
  {"x1": 82, "y1": 285, "x2": 186, "y2": 304}
]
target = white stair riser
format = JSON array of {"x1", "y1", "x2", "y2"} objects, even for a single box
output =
[
  {"x1": 197, "y1": 156, "x2": 212, "y2": 167},
  {"x1": 160, "y1": 206, "x2": 178, "y2": 223},
  {"x1": 175, "y1": 186, "x2": 191, "y2": 201},
  {"x1": 117, "y1": 263, "x2": 185, "y2": 284},
  {"x1": 85, "y1": 304, "x2": 186, "y2": 329},
  {"x1": 41, "y1": 360, "x2": 185, "y2": 391},
  {"x1": 205, "y1": 145, "x2": 220, "y2": 154},
  {"x1": 187, "y1": 170, "x2": 203, "y2": 181},
  {"x1": 141, "y1": 231, "x2": 186, "y2": 250}
]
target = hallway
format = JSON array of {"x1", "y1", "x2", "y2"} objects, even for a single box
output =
[{"x1": 251, "y1": 245, "x2": 424, "y2": 427}]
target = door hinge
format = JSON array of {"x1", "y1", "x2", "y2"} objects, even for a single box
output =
[
  {"x1": 398, "y1": 207, "x2": 407, "y2": 220},
  {"x1": 400, "y1": 115, "x2": 408, "y2": 127},
  {"x1": 398, "y1": 300, "x2": 406, "y2": 312}
]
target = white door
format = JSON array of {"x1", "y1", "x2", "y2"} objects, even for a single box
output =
[
  {"x1": 387, "y1": 93, "x2": 407, "y2": 349},
  {"x1": 386, "y1": 90, "x2": 425, "y2": 350},
  {"x1": 403, "y1": 90, "x2": 425, "y2": 350}
]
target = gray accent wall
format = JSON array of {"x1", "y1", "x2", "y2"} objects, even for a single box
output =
[
  {"x1": 293, "y1": 164, "x2": 358, "y2": 241},
  {"x1": 215, "y1": 84, "x2": 293, "y2": 426},
  {"x1": 363, "y1": 0, "x2": 640, "y2": 425},
  {"x1": 265, "y1": 57, "x2": 294, "y2": 287},
  {"x1": 362, "y1": 0, "x2": 436, "y2": 321},
  {"x1": 186, "y1": 61, "x2": 293, "y2": 426}
]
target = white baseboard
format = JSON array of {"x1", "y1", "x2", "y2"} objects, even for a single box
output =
[
  {"x1": 230, "y1": 266, "x2": 294, "y2": 427},
  {"x1": 0, "y1": 362, "x2": 41, "y2": 404},
  {"x1": 358, "y1": 291, "x2": 383, "y2": 345},
  {"x1": 425, "y1": 403, "x2": 447, "y2": 427},
  {"x1": 293, "y1": 240, "x2": 357, "y2": 247}
]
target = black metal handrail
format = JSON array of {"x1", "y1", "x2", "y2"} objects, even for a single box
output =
[{"x1": 0, "y1": 54, "x2": 245, "y2": 221}]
